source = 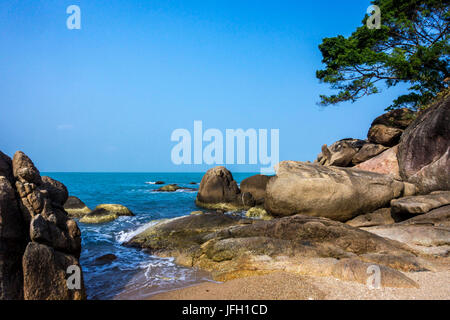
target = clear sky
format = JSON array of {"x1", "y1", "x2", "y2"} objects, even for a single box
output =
[{"x1": 0, "y1": 0, "x2": 409, "y2": 172}]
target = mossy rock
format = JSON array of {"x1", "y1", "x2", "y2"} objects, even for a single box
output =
[
  {"x1": 195, "y1": 199, "x2": 245, "y2": 212},
  {"x1": 190, "y1": 211, "x2": 204, "y2": 215},
  {"x1": 245, "y1": 207, "x2": 273, "y2": 220},
  {"x1": 79, "y1": 209, "x2": 119, "y2": 224},
  {"x1": 94, "y1": 204, "x2": 134, "y2": 216},
  {"x1": 64, "y1": 196, "x2": 91, "y2": 218}
]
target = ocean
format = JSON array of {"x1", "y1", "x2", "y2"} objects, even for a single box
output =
[{"x1": 43, "y1": 172, "x2": 255, "y2": 300}]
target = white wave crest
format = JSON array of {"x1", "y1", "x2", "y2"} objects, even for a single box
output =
[
  {"x1": 116, "y1": 220, "x2": 159, "y2": 244},
  {"x1": 145, "y1": 181, "x2": 156, "y2": 185}
]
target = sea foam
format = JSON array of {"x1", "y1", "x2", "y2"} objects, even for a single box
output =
[{"x1": 115, "y1": 220, "x2": 159, "y2": 244}]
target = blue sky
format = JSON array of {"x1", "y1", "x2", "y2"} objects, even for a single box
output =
[{"x1": 0, "y1": 0, "x2": 409, "y2": 172}]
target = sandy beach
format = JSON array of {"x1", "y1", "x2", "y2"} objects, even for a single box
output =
[{"x1": 149, "y1": 270, "x2": 450, "y2": 300}]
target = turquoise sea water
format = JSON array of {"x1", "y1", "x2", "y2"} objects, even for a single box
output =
[{"x1": 44, "y1": 172, "x2": 255, "y2": 300}]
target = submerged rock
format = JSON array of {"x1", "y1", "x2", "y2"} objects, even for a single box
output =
[
  {"x1": 265, "y1": 161, "x2": 404, "y2": 221},
  {"x1": 125, "y1": 213, "x2": 423, "y2": 288},
  {"x1": 95, "y1": 254, "x2": 117, "y2": 264},
  {"x1": 64, "y1": 196, "x2": 91, "y2": 218},
  {"x1": 156, "y1": 184, "x2": 191, "y2": 192}
]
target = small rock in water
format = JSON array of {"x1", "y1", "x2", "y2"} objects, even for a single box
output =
[
  {"x1": 95, "y1": 254, "x2": 117, "y2": 264},
  {"x1": 155, "y1": 181, "x2": 165, "y2": 185}
]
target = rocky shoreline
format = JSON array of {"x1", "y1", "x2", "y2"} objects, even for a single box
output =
[
  {"x1": 126, "y1": 92, "x2": 450, "y2": 294},
  {"x1": 0, "y1": 93, "x2": 448, "y2": 299}
]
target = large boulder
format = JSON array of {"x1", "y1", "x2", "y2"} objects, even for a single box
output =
[
  {"x1": 64, "y1": 196, "x2": 91, "y2": 218},
  {"x1": 265, "y1": 161, "x2": 404, "y2": 221},
  {"x1": 196, "y1": 167, "x2": 242, "y2": 211},
  {"x1": 397, "y1": 94, "x2": 450, "y2": 193},
  {"x1": 354, "y1": 146, "x2": 401, "y2": 180},
  {"x1": 126, "y1": 213, "x2": 423, "y2": 288},
  {"x1": 0, "y1": 150, "x2": 86, "y2": 300},
  {"x1": 367, "y1": 108, "x2": 416, "y2": 147},
  {"x1": 240, "y1": 175, "x2": 271, "y2": 204}
]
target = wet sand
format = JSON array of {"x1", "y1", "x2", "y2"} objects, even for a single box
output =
[{"x1": 148, "y1": 270, "x2": 450, "y2": 300}]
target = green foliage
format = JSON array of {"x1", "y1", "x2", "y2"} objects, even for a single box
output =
[{"x1": 317, "y1": 0, "x2": 449, "y2": 110}]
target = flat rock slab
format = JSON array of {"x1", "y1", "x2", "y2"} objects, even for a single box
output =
[
  {"x1": 346, "y1": 208, "x2": 395, "y2": 228},
  {"x1": 363, "y1": 224, "x2": 450, "y2": 257},
  {"x1": 391, "y1": 191, "x2": 450, "y2": 215},
  {"x1": 126, "y1": 212, "x2": 425, "y2": 288}
]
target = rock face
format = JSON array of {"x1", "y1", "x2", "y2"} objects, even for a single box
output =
[
  {"x1": 126, "y1": 212, "x2": 422, "y2": 288},
  {"x1": 397, "y1": 94, "x2": 450, "y2": 194},
  {"x1": 196, "y1": 167, "x2": 243, "y2": 210},
  {"x1": 0, "y1": 150, "x2": 85, "y2": 300},
  {"x1": 64, "y1": 196, "x2": 91, "y2": 218},
  {"x1": 0, "y1": 152, "x2": 26, "y2": 299},
  {"x1": 240, "y1": 175, "x2": 271, "y2": 204},
  {"x1": 265, "y1": 161, "x2": 404, "y2": 221},
  {"x1": 22, "y1": 242, "x2": 85, "y2": 300},
  {"x1": 390, "y1": 191, "x2": 450, "y2": 216},
  {"x1": 354, "y1": 146, "x2": 401, "y2": 180},
  {"x1": 367, "y1": 108, "x2": 415, "y2": 147}
]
